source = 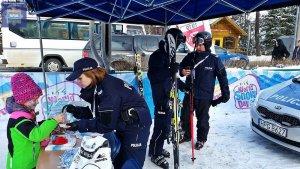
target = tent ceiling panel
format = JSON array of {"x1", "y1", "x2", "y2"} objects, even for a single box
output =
[{"x1": 26, "y1": 0, "x2": 300, "y2": 25}]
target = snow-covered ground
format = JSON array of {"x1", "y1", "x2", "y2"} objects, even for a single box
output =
[
  {"x1": 1, "y1": 109, "x2": 300, "y2": 169},
  {"x1": 248, "y1": 55, "x2": 272, "y2": 62},
  {"x1": 143, "y1": 110, "x2": 300, "y2": 169}
]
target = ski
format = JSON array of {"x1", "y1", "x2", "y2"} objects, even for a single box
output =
[
  {"x1": 134, "y1": 53, "x2": 144, "y2": 97},
  {"x1": 167, "y1": 33, "x2": 180, "y2": 169}
]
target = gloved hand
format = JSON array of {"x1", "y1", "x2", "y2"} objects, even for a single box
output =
[
  {"x1": 169, "y1": 62, "x2": 179, "y2": 75},
  {"x1": 221, "y1": 94, "x2": 230, "y2": 103},
  {"x1": 211, "y1": 98, "x2": 222, "y2": 107},
  {"x1": 62, "y1": 104, "x2": 80, "y2": 118},
  {"x1": 66, "y1": 122, "x2": 79, "y2": 131}
]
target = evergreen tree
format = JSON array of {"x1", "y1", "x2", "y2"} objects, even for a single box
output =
[{"x1": 261, "y1": 6, "x2": 297, "y2": 53}]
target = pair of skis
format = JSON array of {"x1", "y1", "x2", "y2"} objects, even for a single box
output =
[
  {"x1": 167, "y1": 34, "x2": 180, "y2": 169},
  {"x1": 167, "y1": 33, "x2": 197, "y2": 169}
]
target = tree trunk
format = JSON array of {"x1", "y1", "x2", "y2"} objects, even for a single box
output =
[{"x1": 255, "y1": 11, "x2": 261, "y2": 56}]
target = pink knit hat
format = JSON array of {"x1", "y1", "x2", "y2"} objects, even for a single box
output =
[{"x1": 11, "y1": 73, "x2": 43, "y2": 104}]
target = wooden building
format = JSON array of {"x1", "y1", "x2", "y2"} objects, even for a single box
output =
[{"x1": 211, "y1": 17, "x2": 247, "y2": 53}]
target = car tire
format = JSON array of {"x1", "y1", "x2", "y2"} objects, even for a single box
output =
[{"x1": 45, "y1": 58, "x2": 62, "y2": 72}]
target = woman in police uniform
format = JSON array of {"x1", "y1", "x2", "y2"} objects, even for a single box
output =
[{"x1": 64, "y1": 57, "x2": 152, "y2": 169}]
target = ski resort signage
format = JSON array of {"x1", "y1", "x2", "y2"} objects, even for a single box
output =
[{"x1": 232, "y1": 74, "x2": 260, "y2": 109}]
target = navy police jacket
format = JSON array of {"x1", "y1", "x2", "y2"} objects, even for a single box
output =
[
  {"x1": 75, "y1": 74, "x2": 152, "y2": 133},
  {"x1": 180, "y1": 51, "x2": 229, "y2": 100}
]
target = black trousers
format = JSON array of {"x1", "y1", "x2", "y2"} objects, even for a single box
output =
[
  {"x1": 194, "y1": 99, "x2": 211, "y2": 142},
  {"x1": 180, "y1": 94, "x2": 191, "y2": 138}
]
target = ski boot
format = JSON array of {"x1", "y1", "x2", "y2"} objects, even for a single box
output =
[
  {"x1": 151, "y1": 155, "x2": 169, "y2": 169},
  {"x1": 149, "y1": 149, "x2": 170, "y2": 158},
  {"x1": 195, "y1": 141, "x2": 205, "y2": 150}
]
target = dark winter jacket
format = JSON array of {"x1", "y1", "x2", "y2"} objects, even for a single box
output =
[
  {"x1": 292, "y1": 46, "x2": 300, "y2": 60},
  {"x1": 6, "y1": 97, "x2": 58, "y2": 169},
  {"x1": 272, "y1": 39, "x2": 290, "y2": 60},
  {"x1": 147, "y1": 40, "x2": 173, "y2": 108},
  {"x1": 73, "y1": 74, "x2": 152, "y2": 133},
  {"x1": 147, "y1": 40, "x2": 172, "y2": 84},
  {"x1": 179, "y1": 51, "x2": 230, "y2": 100}
]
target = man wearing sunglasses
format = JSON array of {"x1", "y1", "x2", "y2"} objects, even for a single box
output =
[{"x1": 179, "y1": 31, "x2": 230, "y2": 150}]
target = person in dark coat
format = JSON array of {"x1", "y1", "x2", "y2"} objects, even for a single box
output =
[
  {"x1": 147, "y1": 28, "x2": 186, "y2": 169},
  {"x1": 271, "y1": 39, "x2": 290, "y2": 63},
  {"x1": 292, "y1": 39, "x2": 300, "y2": 60},
  {"x1": 179, "y1": 31, "x2": 230, "y2": 150},
  {"x1": 64, "y1": 58, "x2": 152, "y2": 169}
]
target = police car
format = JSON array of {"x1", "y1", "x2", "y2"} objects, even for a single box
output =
[{"x1": 251, "y1": 76, "x2": 300, "y2": 152}]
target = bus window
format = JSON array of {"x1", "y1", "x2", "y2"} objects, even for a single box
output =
[
  {"x1": 70, "y1": 22, "x2": 90, "y2": 40},
  {"x1": 42, "y1": 22, "x2": 69, "y2": 40},
  {"x1": 9, "y1": 20, "x2": 39, "y2": 39},
  {"x1": 126, "y1": 25, "x2": 144, "y2": 35}
]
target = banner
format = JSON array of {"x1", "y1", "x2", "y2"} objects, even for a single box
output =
[
  {"x1": 178, "y1": 20, "x2": 214, "y2": 53},
  {"x1": 0, "y1": 70, "x2": 299, "y2": 120}
]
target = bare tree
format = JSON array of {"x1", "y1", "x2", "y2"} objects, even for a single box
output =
[{"x1": 255, "y1": 11, "x2": 261, "y2": 56}]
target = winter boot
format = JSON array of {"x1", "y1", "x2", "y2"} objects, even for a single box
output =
[
  {"x1": 148, "y1": 149, "x2": 170, "y2": 158},
  {"x1": 151, "y1": 155, "x2": 169, "y2": 169},
  {"x1": 195, "y1": 141, "x2": 205, "y2": 150},
  {"x1": 161, "y1": 149, "x2": 170, "y2": 158}
]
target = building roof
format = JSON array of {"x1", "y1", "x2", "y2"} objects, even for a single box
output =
[{"x1": 211, "y1": 17, "x2": 247, "y2": 36}]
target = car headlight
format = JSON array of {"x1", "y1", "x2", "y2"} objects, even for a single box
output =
[{"x1": 253, "y1": 91, "x2": 263, "y2": 108}]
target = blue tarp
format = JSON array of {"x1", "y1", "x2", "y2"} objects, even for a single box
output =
[{"x1": 25, "y1": 0, "x2": 300, "y2": 25}]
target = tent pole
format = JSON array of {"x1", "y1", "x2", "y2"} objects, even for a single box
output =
[{"x1": 37, "y1": 16, "x2": 49, "y2": 112}]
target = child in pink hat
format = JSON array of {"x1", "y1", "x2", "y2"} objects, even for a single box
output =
[{"x1": 6, "y1": 73, "x2": 65, "y2": 169}]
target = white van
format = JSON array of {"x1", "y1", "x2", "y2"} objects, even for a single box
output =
[{"x1": 2, "y1": 15, "x2": 99, "y2": 71}]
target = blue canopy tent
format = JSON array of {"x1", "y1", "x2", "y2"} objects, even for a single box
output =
[
  {"x1": 24, "y1": 0, "x2": 299, "y2": 110},
  {"x1": 26, "y1": 0, "x2": 300, "y2": 25}
]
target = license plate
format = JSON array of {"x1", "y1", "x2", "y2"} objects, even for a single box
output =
[{"x1": 259, "y1": 119, "x2": 287, "y2": 138}]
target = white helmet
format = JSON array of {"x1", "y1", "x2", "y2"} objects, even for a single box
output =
[{"x1": 69, "y1": 135, "x2": 113, "y2": 169}]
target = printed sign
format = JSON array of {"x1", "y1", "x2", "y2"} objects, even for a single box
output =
[
  {"x1": 179, "y1": 21, "x2": 213, "y2": 52},
  {"x1": 1, "y1": 1, "x2": 27, "y2": 28},
  {"x1": 232, "y1": 74, "x2": 261, "y2": 109}
]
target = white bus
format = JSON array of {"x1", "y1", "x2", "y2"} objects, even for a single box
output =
[{"x1": 2, "y1": 15, "x2": 100, "y2": 71}]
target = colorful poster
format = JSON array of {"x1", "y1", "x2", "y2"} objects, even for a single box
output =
[{"x1": 0, "y1": 70, "x2": 299, "y2": 119}]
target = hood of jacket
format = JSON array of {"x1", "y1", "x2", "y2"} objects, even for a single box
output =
[{"x1": 6, "y1": 97, "x2": 29, "y2": 114}]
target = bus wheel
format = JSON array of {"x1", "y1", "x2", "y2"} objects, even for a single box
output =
[{"x1": 45, "y1": 58, "x2": 62, "y2": 72}]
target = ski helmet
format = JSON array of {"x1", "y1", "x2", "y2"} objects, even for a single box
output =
[
  {"x1": 165, "y1": 28, "x2": 186, "y2": 48},
  {"x1": 193, "y1": 31, "x2": 212, "y2": 51}
]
